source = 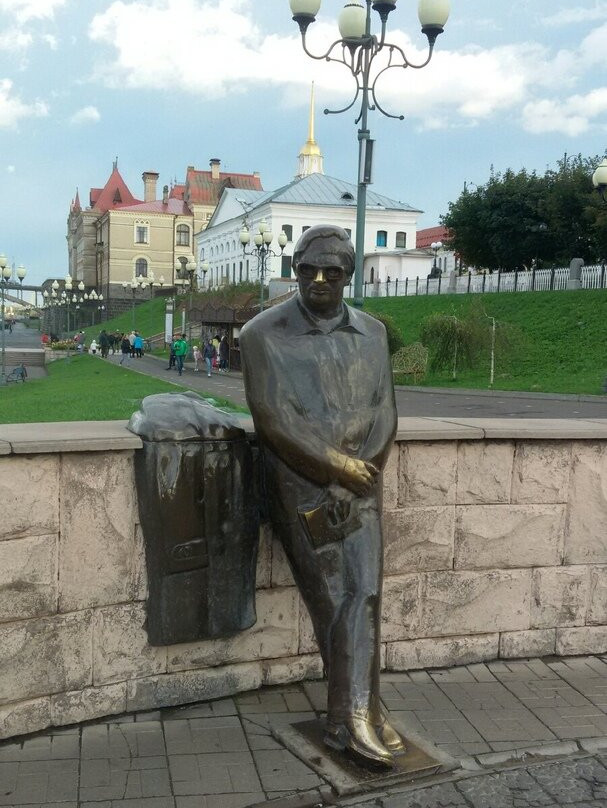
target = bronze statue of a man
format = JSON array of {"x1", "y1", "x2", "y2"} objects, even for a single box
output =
[{"x1": 240, "y1": 225, "x2": 400, "y2": 768}]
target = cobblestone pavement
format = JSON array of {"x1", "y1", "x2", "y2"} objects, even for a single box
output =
[{"x1": 3, "y1": 656, "x2": 607, "y2": 806}]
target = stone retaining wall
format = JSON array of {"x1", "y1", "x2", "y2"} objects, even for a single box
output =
[{"x1": 1, "y1": 417, "x2": 607, "y2": 740}]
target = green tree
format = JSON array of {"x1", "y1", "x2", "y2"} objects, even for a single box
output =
[{"x1": 442, "y1": 154, "x2": 607, "y2": 270}]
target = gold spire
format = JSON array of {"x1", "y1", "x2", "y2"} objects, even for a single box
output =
[{"x1": 297, "y1": 83, "x2": 324, "y2": 177}]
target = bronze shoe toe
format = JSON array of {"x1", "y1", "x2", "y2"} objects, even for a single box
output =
[
  {"x1": 325, "y1": 716, "x2": 394, "y2": 769},
  {"x1": 377, "y1": 715, "x2": 406, "y2": 754}
]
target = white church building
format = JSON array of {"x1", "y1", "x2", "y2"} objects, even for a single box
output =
[{"x1": 196, "y1": 87, "x2": 426, "y2": 290}]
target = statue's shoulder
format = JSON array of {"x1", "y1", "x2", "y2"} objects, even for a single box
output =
[{"x1": 241, "y1": 296, "x2": 298, "y2": 343}]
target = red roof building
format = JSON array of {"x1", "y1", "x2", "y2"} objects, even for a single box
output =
[{"x1": 416, "y1": 225, "x2": 450, "y2": 249}]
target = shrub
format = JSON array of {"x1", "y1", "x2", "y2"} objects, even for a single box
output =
[{"x1": 368, "y1": 311, "x2": 405, "y2": 356}]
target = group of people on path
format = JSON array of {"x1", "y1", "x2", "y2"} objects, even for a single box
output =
[{"x1": 167, "y1": 333, "x2": 230, "y2": 377}]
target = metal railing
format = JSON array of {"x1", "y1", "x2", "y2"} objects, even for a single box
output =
[{"x1": 343, "y1": 264, "x2": 607, "y2": 299}]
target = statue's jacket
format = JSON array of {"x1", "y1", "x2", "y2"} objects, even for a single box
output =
[{"x1": 240, "y1": 294, "x2": 398, "y2": 529}]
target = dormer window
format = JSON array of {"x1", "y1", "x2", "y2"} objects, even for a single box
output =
[{"x1": 341, "y1": 192, "x2": 354, "y2": 201}]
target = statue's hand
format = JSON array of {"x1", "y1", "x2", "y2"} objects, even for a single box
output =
[{"x1": 338, "y1": 457, "x2": 379, "y2": 497}]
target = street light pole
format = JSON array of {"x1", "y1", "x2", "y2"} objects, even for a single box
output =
[
  {"x1": 290, "y1": 0, "x2": 450, "y2": 308},
  {"x1": 239, "y1": 220, "x2": 288, "y2": 312},
  {"x1": 0, "y1": 254, "x2": 26, "y2": 385}
]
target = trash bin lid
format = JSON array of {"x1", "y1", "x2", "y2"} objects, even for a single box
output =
[{"x1": 128, "y1": 392, "x2": 246, "y2": 442}]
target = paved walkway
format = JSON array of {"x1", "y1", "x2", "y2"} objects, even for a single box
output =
[{"x1": 3, "y1": 655, "x2": 607, "y2": 807}]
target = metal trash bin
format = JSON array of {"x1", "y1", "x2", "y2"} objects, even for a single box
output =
[{"x1": 128, "y1": 392, "x2": 259, "y2": 645}]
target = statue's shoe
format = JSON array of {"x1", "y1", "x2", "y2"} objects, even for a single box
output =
[
  {"x1": 377, "y1": 714, "x2": 406, "y2": 754},
  {"x1": 324, "y1": 716, "x2": 394, "y2": 769}
]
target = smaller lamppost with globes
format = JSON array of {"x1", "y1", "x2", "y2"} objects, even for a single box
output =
[
  {"x1": 0, "y1": 254, "x2": 26, "y2": 384},
  {"x1": 429, "y1": 240, "x2": 443, "y2": 279},
  {"x1": 239, "y1": 220, "x2": 288, "y2": 312},
  {"x1": 592, "y1": 158, "x2": 607, "y2": 203},
  {"x1": 122, "y1": 276, "x2": 149, "y2": 330}
]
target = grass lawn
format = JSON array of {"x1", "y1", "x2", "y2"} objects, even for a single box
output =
[
  {"x1": 364, "y1": 289, "x2": 607, "y2": 395},
  {"x1": 82, "y1": 296, "x2": 167, "y2": 343},
  {"x1": 0, "y1": 355, "x2": 247, "y2": 423}
]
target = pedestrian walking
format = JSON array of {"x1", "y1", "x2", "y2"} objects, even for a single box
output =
[
  {"x1": 203, "y1": 339, "x2": 216, "y2": 377},
  {"x1": 166, "y1": 336, "x2": 177, "y2": 370},
  {"x1": 99, "y1": 330, "x2": 110, "y2": 358},
  {"x1": 173, "y1": 333, "x2": 188, "y2": 376},
  {"x1": 133, "y1": 332, "x2": 144, "y2": 358},
  {"x1": 89, "y1": 339, "x2": 98, "y2": 355},
  {"x1": 119, "y1": 333, "x2": 131, "y2": 365},
  {"x1": 128, "y1": 330, "x2": 136, "y2": 358},
  {"x1": 193, "y1": 344, "x2": 202, "y2": 372},
  {"x1": 77, "y1": 330, "x2": 85, "y2": 353},
  {"x1": 219, "y1": 334, "x2": 230, "y2": 372}
]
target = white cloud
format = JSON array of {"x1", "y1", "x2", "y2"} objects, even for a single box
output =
[
  {"x1": 42, "y1": 32, "x2": 57, "y2": 49},
  {"x1": 0, "y1": 78, "x2": 48, "y2": 127},
  {"x1": 544, "y1": 3, "x2": 607, "y2": 26},
  {"x1": 6, "y1": 164, "x2": 15, "y2": 172},
  {"x1": 522, "y1": 88, "x2": 607, "y2": 136},
  {"x1": 0, "y1": 26, "x2": 32, "y2": 50},
  {"x1": 87, "y1": 0, "x2": 607, "y2": 135},
  {"x1": 0, "y1": 0, "x2": 66, "y2": 22},
  {"x1": 70, "y1": 104, "x2": 100, "y2": 124}
]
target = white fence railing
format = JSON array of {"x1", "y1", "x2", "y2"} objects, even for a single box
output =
[{"x1": 343, "y1": 264, "x2": 607, "y2": 299}]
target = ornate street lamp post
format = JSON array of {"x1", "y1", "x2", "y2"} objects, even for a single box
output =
[
  {"x1": 290, "y1": 0, "x2": 450, "y2": 307},
  {"x1": 592, "y1": 158, "x2": 607, "y2": 203},
  {"x1": 0, "y1": 254, "x2": 21, "y2": 385},
  {"x1": 430, "y1": 239, "x2": 443, "y2": 278},
  {"x1": 122, "y1": 276, "x2": 148, "y2": 330},
  {"x1": 239, "y1": 220, "x2": 288, "y2": 312}
]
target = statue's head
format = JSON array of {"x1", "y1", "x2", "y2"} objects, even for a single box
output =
[{"x1": 291, "y1": 225, "x2": 354, "y2": 315}]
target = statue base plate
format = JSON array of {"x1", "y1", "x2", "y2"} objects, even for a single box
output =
[{"x1": 272, "y1": 718, "x2": 443, "y2": 797}]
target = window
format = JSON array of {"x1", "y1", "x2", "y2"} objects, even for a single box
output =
[
  {"x1": 135, "y1": 221, "x2": 149, "y2": 244},
  {"x1": 176, "y1": 224, "x2": 190, "y2": 246},
  {"x1": 281, "y1": 255, "x2": 292, "y2": 278},
  {"x1": 395, "y1": 231, "x2": 406, "y2": 248},
  {"x1": 370, "y1": 266, "x2": 375, "y2": 283},
  {"x1": 376, "y1": 230, "x2": 387, "y2": 247},
  {"x1": 282, "y1": 224, "x2": 293, "y2": 241},
  {"x1": 135, "y1": 258, "x2": 148, "y2": 277},
  {"x1": 302, "y1": 226, "x2": 310, "y2": 233},
  {"x1": 341, "y1": 192, "x2": 354, "y2": 201},
  {"x1": 345, "y1": 228, "x2": 352, "y2": 238}
]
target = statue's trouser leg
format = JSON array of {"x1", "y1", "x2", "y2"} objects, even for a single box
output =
[{"x1": 276, "y1": 503, "x2": 383, "y2": 726}]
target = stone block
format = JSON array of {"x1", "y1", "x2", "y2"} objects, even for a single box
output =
[
  {"x1": 587, "y1": 566, "x2": 607, "y2": 625},
  {"x1": 50, "y1": 683, "x2": 127, "y2": 727},
  {"x1": 262, "y1": 654, "x2": 324, "y2": 686},
  {"x1": 399, "y1": 441, "x2": 457, "y2": 506},
  {"x1": 271, "y1": 535, "x2": 295, "y2": 588},
  {"x1": 531, "y1": 567, "x2": 589, "y2": 629},
  {"x1": 419, "y1": 569, "x2": 532, "y2": 637},
  {"x1": 499, "y1": 629, "x2": 556, "y2": 659},
  {"x1": 256, "y1": 522, "x2": 272, "y2": 589},
  {"x1": 383, "y1": 443, "x2": 399, "y2": 509},
  {"x1": 454, "y1": 504, "x2": 564, "y2": 570},
  {"x1": 386, "y1": 633, "x2": 499, "y2": 671},
  {"x1": 93, "y1": 603, "x2": 167, "y2": 686},
  {"x1": 167, "y1": 587, "x2": 299, "y2": 672},
  {"x1": 0, "y1": 455, "x2": 59, "y2": 540},
  {"x1": 0, "y1": 697, "x2": 51, "y2": 740},
  {"x1": 564, "y1": 441, "x2": 607, "y2": 564},
  {"x1": 556, "y1": 626, "x2": 607, "y2": 656},
  {"x1": 58, "y1": 451, "x2": 137, "y2": 612},
  {"x1": 0, "y1": 534, "x2": 57, "y2": 622},
  {"x1": 126, "y1": 661, "x2": 263, "y2": 712},
  {"x1": 383, "y1": 506, "x2": 454, "y2": 573},
  {"x1": 0, "y1": 611, "x2": 92, "y2": 704},
  {"x1": 457, "y1": 441, "x2": 514, "y2": 504},
  {"x1": 511, "y1": 441, "x2": 571, "y2": 504},
  {"x1": 298, "y1": 597, "x2": 318, "y2": 655},
  {"x1": 381, "y1": 574, "x2": 422, "y2": 642}
]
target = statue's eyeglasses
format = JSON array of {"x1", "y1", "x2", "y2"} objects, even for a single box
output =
[{"x1": 298, "y1": 266, "x2": 346, "y2": 281}]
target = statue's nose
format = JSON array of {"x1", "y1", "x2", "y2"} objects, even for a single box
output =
[{"x1": 313, "y1": 268, "x2": 327, "y2": 283}]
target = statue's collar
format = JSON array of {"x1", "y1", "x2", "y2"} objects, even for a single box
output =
[{"x1": 294, "y1": 295, "x2": 366, "y2": 336}]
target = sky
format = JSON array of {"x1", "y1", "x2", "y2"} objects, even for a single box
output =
[{"x1": 0, "y1": 0, "x2": 606, "y2": 286}]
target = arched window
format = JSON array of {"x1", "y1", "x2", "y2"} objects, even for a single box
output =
[
  {"x1": 395, "y1": 231, "x2": 406, "y2": 248},
  {"x1": 376, "y1": 231, "x2": 387, "y2": 248},
  {"x1": 135, "y1": 258, "x2": 148, "y2": 277},
  {"x1": 176, "y1": 224, "x2": 190, "y2": 246},
  {"x1": 210, "y1": 247, "x2": 214, "y2": 258}
]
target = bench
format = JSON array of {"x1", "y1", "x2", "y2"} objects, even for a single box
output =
[
  {"x1": 392, "y1": 343, "x2": 428, "y2": 384},
  {"x1": 6, "y1": 364, "x2": 27, "y2": 383}
]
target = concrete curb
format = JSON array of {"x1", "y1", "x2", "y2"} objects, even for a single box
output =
[{"x1": 396, "y1": 384, "x2": 606, "y2": 403}]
